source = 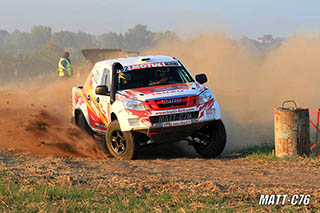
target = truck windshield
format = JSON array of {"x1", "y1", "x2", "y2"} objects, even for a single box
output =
[{"x1": 117, "y1": 66, "x2": 194, "y2": 90}]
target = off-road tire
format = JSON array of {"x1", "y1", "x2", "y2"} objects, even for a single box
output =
[
  {"x1": 193, "y1": 120, "x2": 226, "y2": 158},
  {"x1": 106, "y1": 120, "x2": 139, "y2": 160},
  {"x1": 76, "y1": 112, "x2": 95, "y2": 136}
]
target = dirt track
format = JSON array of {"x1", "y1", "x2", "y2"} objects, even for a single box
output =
[{"x1": 1, "y1": 148, "x2": 319, "y2": 209}]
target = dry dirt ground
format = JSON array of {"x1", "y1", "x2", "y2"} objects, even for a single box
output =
[{"x1": 0, "y1": 142, "x2": 319, "y2": 211}]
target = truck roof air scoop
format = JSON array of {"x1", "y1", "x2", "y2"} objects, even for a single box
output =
[
  {"x1": 140, "y1": 57, "x2": 150, "y2": 62},
  {"x1": 81, "y1": 49, "x2": 139, "y2": 66}
]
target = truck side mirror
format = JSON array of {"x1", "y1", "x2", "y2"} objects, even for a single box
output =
[
  {"x1": 195, "y1": 74, "x2": 208, "y2": 84},
  {"x1": 95, "y1": 85, "x2": 109, "y2": 96}
]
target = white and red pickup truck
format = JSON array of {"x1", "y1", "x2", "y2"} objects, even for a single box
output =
[{"x1": 72, "y1": 53, "x2": 226, "y2": 159}]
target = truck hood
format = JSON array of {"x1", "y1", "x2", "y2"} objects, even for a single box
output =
[{"x1": 118, "y1": 82, "x2": 207, "y2": 101}]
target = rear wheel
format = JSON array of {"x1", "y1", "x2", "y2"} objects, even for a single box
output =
[
  {"x1": 106, "y1": 120, "x2": 139, "y2": 160},
  {"x1": 193, "y1": 120, "x2": 226, "y2": 158},
  {"x1": 76, "y1": 112, "x2": 94, "y2": 136}
]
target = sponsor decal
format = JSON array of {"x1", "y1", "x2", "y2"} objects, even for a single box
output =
[
  {"x1": 131, "y1": 83, "x2": 189, "y2": 95},
  {"x1": 152, "y1": 86, "x2": 187, "y2": 93},
  {"x1": 163, "y1": 99, "x2": 182, "y2": 104},
  {"x1": 163, "y1": 122, "x2": 172, "y2": 127},
  {"x1": 153, "y1": 108, "x2": 196, "y2": 115},
  {"x1": 127, "y1": 62, "x2": 165, "y2": 71},
  {"x1": 163, "y1": 120, "x2": 191, "y2": 127},
  {"x1": 164, "y1": 61, "x2": 179, "y2": 66},
  {"x1": 152, "y1": 89, "x2": 185, "y2": 96},
  {"x1": 158, "y1": 113, "x2": 194, "y2": 123},
  {"x1": 206, "y1": 108, "x2": 216, "y2": 117}
]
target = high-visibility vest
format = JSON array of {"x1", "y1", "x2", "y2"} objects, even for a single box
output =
[{"x1": 58, "y1": 58, "x2": 72, "y2": 77}]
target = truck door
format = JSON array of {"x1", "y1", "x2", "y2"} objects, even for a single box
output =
[{"x1": 93, "y1": 68, "x2": 111, "y2": 131}]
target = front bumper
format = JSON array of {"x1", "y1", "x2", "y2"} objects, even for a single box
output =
[{"x1": 133, "y1": 120, "x2": 216, "y2": 143}]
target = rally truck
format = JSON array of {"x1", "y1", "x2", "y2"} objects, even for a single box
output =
[{"x1": 72, "y1": 54, "x2": 226, "y2": 159}]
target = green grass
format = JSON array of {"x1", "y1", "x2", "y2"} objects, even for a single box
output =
[
  {"x1": 0, "y1": 172, "x2": 310, "y2": 212},
  {"x1": 0, "y1": 179, "x2": 236, "y2": 212},
  {"x1": 238, "y1": 143, "x2": 318, "y2": 161},
  {"x1": 239, "y1": 143, "x2": 275, "y2": 155},
  {"x1": 238, "y1": 143, "x2": 277, "y2": 161}
]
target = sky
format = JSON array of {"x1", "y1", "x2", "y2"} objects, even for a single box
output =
[{"x1": 0, "y1": 0, "x2": 320, "y2": 38}]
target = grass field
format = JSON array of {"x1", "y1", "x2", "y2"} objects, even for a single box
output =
[
  {"x1": 0, "y1": 173, "x2": 311, "y2": 212},
  {"x1": 0, "y1": 143, "x2": 319, "y2": 212}
]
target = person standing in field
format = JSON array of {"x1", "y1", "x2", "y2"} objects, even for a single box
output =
[{"x1": 58, "y1": 51, "x2": 72, "y2": 78}]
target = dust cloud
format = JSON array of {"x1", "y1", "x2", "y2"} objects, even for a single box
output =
[
  {"x1": 0, "y1": 67, "x2": 107, "y2": 158},
  {"x1": 1, "y1": 33, "x2": 320, "y2": 157},
  {"x1": 145, "y1": 33, "x2": 320, "y2": 151}
]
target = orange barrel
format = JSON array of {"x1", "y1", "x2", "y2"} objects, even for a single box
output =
[{"x1": 274, "y1": 100, "x2": 310, "y2": 157}]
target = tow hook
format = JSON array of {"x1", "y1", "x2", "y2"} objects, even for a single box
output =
[{"x1": 186, "y1": 136, "x2": 208, "y2": 145}]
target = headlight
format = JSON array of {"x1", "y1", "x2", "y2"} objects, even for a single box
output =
[
  {"x1": 123, "y1": 99, "x2": 146, "y2": 111},
  {"x1": 199, "y1": 90, "x2": 213, "y2": 104}
]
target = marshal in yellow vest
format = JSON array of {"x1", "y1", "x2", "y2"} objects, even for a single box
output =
[{"x1": 58, "y1": 58, "x2": 72, "y2": 77}]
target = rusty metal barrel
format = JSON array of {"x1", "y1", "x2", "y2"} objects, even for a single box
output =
[{"x1": 274, "y1": 100, "x2": 310, "y2": 157}]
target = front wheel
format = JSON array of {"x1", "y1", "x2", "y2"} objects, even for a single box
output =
[
  {"x1": 105, "y1": 120, "x2": 139, "y2": 160},
  {"x1": 193, "y1": 120, "x2": 227, "y2": 158}
]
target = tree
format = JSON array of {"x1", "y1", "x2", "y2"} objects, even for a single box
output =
[
  {"x1": 0, "y1": 30, "x2": 9, "y2": 47},
  {"x1": 40, "y1": 42, "x2": 64, "y2": 58},
  {"x1": 52, "y1": 31, "x2": 98, "y2": 49},
  {"x1": 51, "y1": 31, "x2": 77, "y2": 48},
  {"x1": 152, "y1": 31, "x2": 179, "y2": 47},
  {"x1": 8, "y1": 30, "x2": 30, "y2": 54},
  {"x1": 124, "y1": 24, "x2": 153, "y2": 51},
  {"x1": 75, "y1": 32, "x2": 98, "y2": 48},
  {"x1": 98, "y1": 32, "x2": 121, "y2": 49},
  {"x1": 30, "y1": 25, "x2": 52, "y2": 50},
  {"x1": 0, "y1": 30, "x2": 9, "y2": 39},
  {"x1": 0, "y1": 51, "x2": 16, "y2": 85}
]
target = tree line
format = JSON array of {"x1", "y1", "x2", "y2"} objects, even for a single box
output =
[
  {"x1": 0, "y1": 24, "x2": 179, "y2": 85},
  {"x1": 0, "y1": 24, "x2": 179, "y2": 55},
  {"x1": 0, "y1": 24, "x2": 282, "y2": 86}
]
